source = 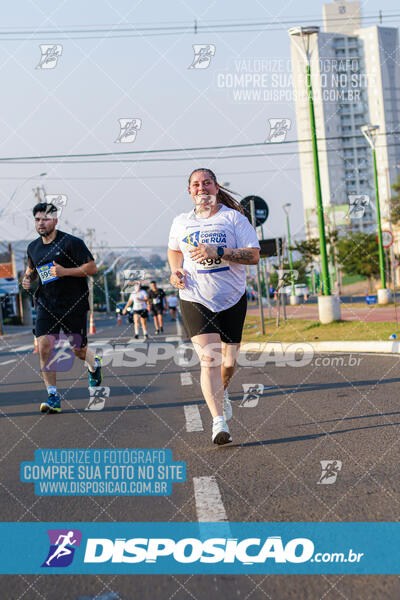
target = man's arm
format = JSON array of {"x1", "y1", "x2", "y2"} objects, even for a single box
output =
[
  {"x1": 22, "y1": 256, "x2": 38, "y2": 290},
  {"x1": 50, "y1": 260, "x2": 98, "y2": 278}
]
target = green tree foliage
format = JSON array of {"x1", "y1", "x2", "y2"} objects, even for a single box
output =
[
  {"x1": 390, "y1": 173, "x2": 400, "y2": 224},
  {"x1": 337, "y1": 232, "x2": 380, "y2": 290}
]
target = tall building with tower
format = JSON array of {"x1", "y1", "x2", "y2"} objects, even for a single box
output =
[{"x1": 290, "y1": 0, "x2": 400, "y2": 254}]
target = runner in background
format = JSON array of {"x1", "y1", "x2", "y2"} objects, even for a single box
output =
[
  {"x1": 147, "y1": 280, "x2": 166, "y2": 334},
  {"x1": 23, "y1": 202, "x2": 103, "y2": 414},
  {"x1": 168, "y1": 168, "x2": 260, "y2": 445},
  {"x1": 123, "y1": 282, "x2": 149, "y2": 339},
  {"x1": 167, "y1": 293, "x2": 178, "y2": 321}
]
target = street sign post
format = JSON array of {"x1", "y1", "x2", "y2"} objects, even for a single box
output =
[{"x1": 241, "y1": 196, "x2": 269, "y2": 227}]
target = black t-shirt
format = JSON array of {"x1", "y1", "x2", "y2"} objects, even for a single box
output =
[
  {"x1": 148, "y1": 288, "x2": 166, "y2": 308},
  {"x1": 27, "y1": 230, "x2": 94, "y2": 314}
]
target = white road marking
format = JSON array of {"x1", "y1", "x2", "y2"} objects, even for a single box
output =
[
  {"x1": 165, "y1": 336, "x2": 182, "y2": 342},
  {"x1": 184, "y1": 405, "x2": 203, "y2": 432},
  {"x1": 193, "y1": 476, "x2": 228, "y2": 522},
  {"x1": 0, "y1": 359, "x2": 17, "y2": 366},
  {"x1": 12, "y1": 344, "x2": 33, "y2": 352},
  {"x1": 180, "y1": 372, "x2": 193, "y2": 386}
]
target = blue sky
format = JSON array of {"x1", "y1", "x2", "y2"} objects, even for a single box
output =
[{"x1": 0, "y1": 0, "x2": 399, "y2": 253}]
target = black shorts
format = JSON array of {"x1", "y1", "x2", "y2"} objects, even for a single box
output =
[
  {"x1": 134, "y1": 309, "x2": 148, "y2": 319},
  {"x1": 180, "y1": 293, "x2": 247, "y2": 343},
  {"x1": 35, "y1": 307, "x2": 88, "y2": 348},
  {"x1": 151, "y1": 305, "x2": 163, "y2": 316}
]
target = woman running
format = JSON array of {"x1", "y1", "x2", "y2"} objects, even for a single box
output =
[
  {"x1": 168, "y1": 168, "x2": 260, "y2": 445},
  {"x1": 122, "y1": 282, "x2": 149, "y2": 339}
]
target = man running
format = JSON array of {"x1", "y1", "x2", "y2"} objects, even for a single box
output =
[
  {"x1": 122, "y1": 282, "x2": 149, "y2": 339},
  {"x1": 22, "y1": 202, "x2": 103, "y2": 414},
  {"x1": 147, "y1": 280, "x2": 166, "y2": 334}
]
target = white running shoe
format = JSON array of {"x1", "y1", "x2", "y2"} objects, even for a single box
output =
[
  {"x1": 223, "y1": 389, "x2": 232, "y2": 421},
  {"x1": 212, "y1": 419, "x2": 232, "y2": 445}
]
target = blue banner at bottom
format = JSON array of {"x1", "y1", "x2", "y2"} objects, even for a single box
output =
[{"x1": 0, "y1": 522, "x2": 397, "y2": 574}]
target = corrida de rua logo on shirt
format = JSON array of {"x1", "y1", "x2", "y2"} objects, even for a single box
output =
[{"x1": 182, "y1": 230, "x2": 227, "y2": 247}]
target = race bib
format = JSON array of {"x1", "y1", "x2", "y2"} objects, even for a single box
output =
[
  {"x1": 152, "y1": 298, "x2": 161, "y2": 304},
  {"x1": 37, "y1": 262, "x2": 59, "y2": 284},
  {"x1": 196, "y1": 256, "x2": 230, "y2": 274}
]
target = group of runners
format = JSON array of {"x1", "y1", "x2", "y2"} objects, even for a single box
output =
[
  {"x1": 121, "y1": 280, "x2": 179, "y2": 339},
  {"x1": 23, "y1": 168, "x2": 260, "y2": 445}
]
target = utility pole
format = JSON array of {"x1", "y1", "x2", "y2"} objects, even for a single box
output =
[{"x1": 87, "y1": 228, "x2": 95, "y2": 320}]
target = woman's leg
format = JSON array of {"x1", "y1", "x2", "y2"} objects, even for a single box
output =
[
  {"x1": 221, "y1": 342, "x2": 241, "y2": 389},
  {"x1": 140, "y1": 315, "x2": 148, "y2": 335},
  {"x1": 191, "y1": 333, "x2": 223, "y2": 418},
  {"x1": 133, "y1": 313, "x2": 140, "y2": 336}
]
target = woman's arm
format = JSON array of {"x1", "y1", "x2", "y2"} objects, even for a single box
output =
[
  {"x1": 222, "y1": 247, "x2": 260, "y2": 265},
  {"x1": 168, "y1": 248, "x2": 186, "y2": 289},
  {"x1": 189, "y1": 244, "x2": 260, "y2": 265}
]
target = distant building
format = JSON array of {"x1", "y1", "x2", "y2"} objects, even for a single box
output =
[{"x1": 290, "y1": 0, "x2": 400, "y2": 256}]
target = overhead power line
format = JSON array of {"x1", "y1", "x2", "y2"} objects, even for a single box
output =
[
  {"x1": 0, "y1": 133, "x2": 398, "y2": 165},
  {"x1": 0, "y1": 12, "x2": 399, "y2": 40}
]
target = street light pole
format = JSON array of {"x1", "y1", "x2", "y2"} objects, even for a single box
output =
[
  {"x1": 282, "y1": 203, "x2": 299, "y2": 305},
  {"x1": 289, "y1": 25, "x2": 341, "y2": 323},
  {"x1": 361, "y1": 124, "x2": 390, "y2": 304}
]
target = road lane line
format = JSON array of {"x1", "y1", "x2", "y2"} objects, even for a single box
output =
[
  {"x1": 180, "y1": 372, "x2": 193, "y2": 386},
  {"x1": 12, "y1": 344, "x2": 33, "y2": 352},
  {"x1": 193, "y1": 476, "x2": 228, "y2": 522},
  {"x1": 0, "y1": 359, "x2": 17, "y2": 366},
  {"x1": 184, "y1": 405, "x2": 203, "y2": 432}
]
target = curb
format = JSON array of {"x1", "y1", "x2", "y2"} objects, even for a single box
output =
[{"x1": 241, "y1": 340, "x2": 400, "y2": 355}]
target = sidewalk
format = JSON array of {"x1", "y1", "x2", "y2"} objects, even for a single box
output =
[{"x1": 247, "y1": 302, "x2": 400, "y2": 323}]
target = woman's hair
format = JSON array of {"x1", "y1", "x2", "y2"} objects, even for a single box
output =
[{"x1": 188, "y1": 168, "x2": 244, "y2": 214}]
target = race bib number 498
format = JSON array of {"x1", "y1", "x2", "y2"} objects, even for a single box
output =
[
  {"x1": 196, "y1": 257, "x2": 230, "y2": 274},
  {"x1": 37, "y1": 262, "x2": 59, "y2": 284}
]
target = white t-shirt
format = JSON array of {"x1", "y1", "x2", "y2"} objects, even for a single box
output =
[
  {"x1": 129, "y1": 290, "x2": 148, "y2": 311},
  {"x1": 168, "y1": 204, "x2": 260, "y2": 312},
  {"x1": 167, "y1": 295, "x2": 178, "y2": 308}
]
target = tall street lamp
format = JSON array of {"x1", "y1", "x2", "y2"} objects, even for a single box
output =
[
  {"x1": 289, "y1": 26, "x2": 341, "y2": 323},
  {"x1": 282, "y1": 203, "x2": 299, "y2": 305},
  {"x1": 0, "y1": 172, "x2": 47, "y2": 217},
  {"x1": 361, "y1": 124, "x2": 391, "y2": 304}
]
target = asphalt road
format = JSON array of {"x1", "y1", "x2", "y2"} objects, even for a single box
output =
[{"x1": 1, "y1": 313, "x2": 400, "y2": 599}]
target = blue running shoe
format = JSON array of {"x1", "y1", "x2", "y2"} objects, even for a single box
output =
[
  {"x1": 40, "y1": 392, "x2": 61, "y2": 414},
  {"x1": 88, "y1": 356, "x2": 103, "y2": 387}
]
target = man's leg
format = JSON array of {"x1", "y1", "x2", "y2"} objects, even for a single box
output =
[{"x1": 38, "y1": 335, "x2": 57, "y2": 388}]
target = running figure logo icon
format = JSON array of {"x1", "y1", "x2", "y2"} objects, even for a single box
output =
[
  {"x1": 239, "y1": 384, "x2": 265, "y2": 408},
  {"x1": 347, "y1": 194, "x2": 370, "y2": 219},
  {"x1": 188, "y1": 44, "x2": 216, "y2": 69},
  {"x1": 45, "y1": 194, "x2": 67, "y2": 218},
  {"x1": 115, "y1": 118, "x2": 142, "y2": 143},
  {"x1": 317, "y1": 460, "x2": 342, "y2": 484},
  {"x1": 43, "y1": 335, "x2": 81, "y2": 372},
  {"x1": 36, "y1": 44, "x2": 63, "y2": 69},
  {"x1": 85, "y1": 386, "x2": 110, "y2": 411},
  {"x1": 266, "y1": 119, "x2": 291, "y2": 143},
  {"x1": 42, "y1": 529, "x2": 82, "y2": 567}
]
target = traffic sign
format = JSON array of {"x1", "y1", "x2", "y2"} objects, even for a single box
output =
[
  {"x1": 241, "y1": 195, "x2": 269, "y2": 227},
  {"x1": 378, "y1": 230, "x2": 393, "y2": 248}
]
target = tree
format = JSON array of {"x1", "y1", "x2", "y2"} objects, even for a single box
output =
[
  {"x1": 337, "y1": 232, "x2": 380, "y2": 291},
  {"x1": 390, "y1": 173, "x2": 400, "y2": 224}
]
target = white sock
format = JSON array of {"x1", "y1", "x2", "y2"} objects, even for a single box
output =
[{"x1": 213, "y1": 416, "x2": 225, "y2": 425}]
